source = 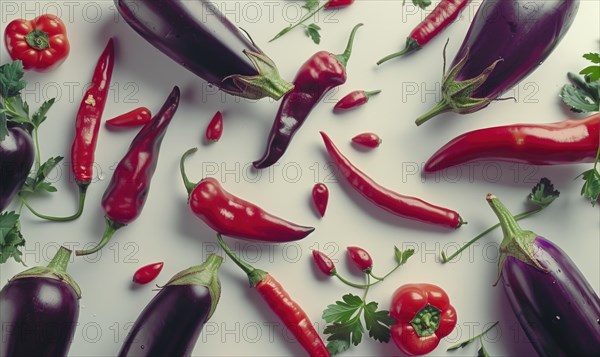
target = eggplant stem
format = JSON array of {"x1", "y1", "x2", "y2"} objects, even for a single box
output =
[
  {"x1": 47, "y1": 246, "x2": 72, "y2": 273},
  {"x1": 415, "y1": 99, "x2": 452, "y2": 126}
]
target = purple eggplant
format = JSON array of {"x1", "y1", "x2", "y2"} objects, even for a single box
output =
[
  {"x1": 487, "y1": 194, "x2": 600, "y2": 356},
  {"x1": 118, "y1": 254, "x2": 222, "y2": 357},
  {"x1": 0, "y1": 124, "x2": 34, "y2": 211},
  {"x1": 416, "y1": 0, "x2": 580, "y2": 125},
  {"x1": 0, "y1": 246, "x2": 81, "y2": 357},
  {"x1": 114, "y1": 0, "x2": 293, "y2": 101}
]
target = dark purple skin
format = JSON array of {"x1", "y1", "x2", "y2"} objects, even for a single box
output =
[
  {"x1": 0, "y1": 278, "x2": 79, "y2": 357},
  {"x1": 114, "y1": 0, "x2": 292, "y2": 100},
  {"x1": 0, "y1": 124, "x2": 34, "y2": 211},
  {"x1": 453, "y1": 0, "x2": 580, "y2": 99},
  {"x1": 502, "y1": 237, "x2": 600, "y2": 357}
]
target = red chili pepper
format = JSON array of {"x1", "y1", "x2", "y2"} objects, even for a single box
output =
[
  {"x1": 218, "y1": 235, "x2": 330, "y2": 356},
  {"x1": 181, "y1": 149, "x2": 314, "y2": 242},
  {"x1": 254, "y1": 24, "x2": 363, "y2": 169},
  {"x1": 425, "y1": 113, "x2": 600, "y2": 172},
  {"x1": 320, "y1": 131, "x2": 464, "y2": 229},
  {"x1": 352, "y1": 133, "x2": 382, "y2": 149},
  {"x1": 133, "y1": 262, "x2": 164, "y2": 284},
  {"x1": 390, "y1": 283, "x2": 457, "y2": 356},
  {"x1": 325, "y1": 0, "x2": 354, "y2": 9},
  {"x1": 205, "y1": 111, "x2": 224, "y2": 143},
  {"x1": 377, "y1": 0, "x2": 469, "y2": 64},
  {"x1": 4, "y1": 14, "x2": 69, "y2": 71},
  {"x1": 347, "y1": 246, "x2": 373, "y2": 272},
  {"x1": 312, "y1": 183, "x2": 329, "y2": 218},
  {"x1": 106, "y1": 107, "x2": 152, "y2": 127},
  {"x1": 312, "y1": 250, "x2": 336, "y2": 276},
  {"x1": 333, "y1": 90, "x2": 381, "y2": 112},
  {"x1": 76, "y1": 87, "x2": 180, "y2": 256},
  {"x1": 24, "y1": 39, "x2": 114, "y2": 222}
]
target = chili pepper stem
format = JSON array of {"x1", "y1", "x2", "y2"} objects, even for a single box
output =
[
  {"x1": 415, "y1": 99, "x2": 452, "y2": 126},
  {"x1": 269, "y1": 3, "x2": 327, "y2": 42},
  {"x1": 21, "y1": 184, "x2": 88, "y2": 222},
  {"x1": 216, "y1": 233, "x2": 268, "y2": 287},
  {"x1": 377, "y1": 38, "x2": 421, "y2": 65},
  {"x1": 334, "y1": 272, "x2": 370, "y2": 289},
  {"x1": 180, "y1": 148, "x2": 199, "y2": 195},
  {"x1": 441, "y1": 208, "x2": 541, "y2": 263},
  {"x1": 335, "y1": 23, "x2": 364, "y2": 68},
  {"x1": 75, "y1": 217, "x2": 124, "y2": 256}
]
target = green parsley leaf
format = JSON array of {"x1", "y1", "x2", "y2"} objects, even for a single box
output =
[
  {"x1": 581, "y1": 53, "x2": 600, "y2": 82},
  {"x1": 0, "y1": 211, "x2": 19, "y2": 243},
  {"x1": 322, "y1": 294, "x2": 363, "y2": 323},
  {"x1": 363, "y1": 301, "x2": 394, "y2": 343},
  {"x1": 478, "y1": 338, "x2": 490, "y2": 357},
  {"x1": 303, "y1": 0, "x2": 320, "y2": 11},
  {"x1": 326, "y1": 340, "x2": 350, "y2": 355},
  {"x1": 324, "y1": 318, "x2": 364, "y2": 352},
  {"x1": 528, "y1": 178, "x2": 560, "y2": 208},
  {"x1": 0, "y1": 61, "x2": 27, "y2": 99},
  {"x1": 413, "y1": 0, "x2": 432, "y2": 10},
  {"x1": 0, "y1": 211, "x2": 25, "y2": 264},
  {"x1": 394, "y1": 246, "x2": 415, "y2": 265},
  {"x1": 560, "y1": 73, "x2": 600, "y2": 113},
  {"x1": 447, "y1": 321, "x2": 499, "y2": 353},
  {"x1": 580, "y1": 168, "x2": 600, "y2": 205},
  {"x1": 305, "y1": 23, "x2": 321, "y2": 44},
  {"x1": 32, "y1": 98, "x2": 55, "y2": 128},
  {"x1": 19, "y1": 156, "x2": 64, "y2": 195}
]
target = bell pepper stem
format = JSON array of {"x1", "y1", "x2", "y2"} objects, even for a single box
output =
[
  {"x1": 75, "y1": 218, "x2": 124, "y2": 256},
  {"x1": 335, "y1": 23, "x2": 364, "y2": 68},
  {"x1": 377, "y1": 37, "x2": 421, "y2": 65},
  {"x1": 25, "y1": 29, "x2": 50, "y2": 50},
  {"x1": 21, "y1": 184, "x2": 88, "y2": 222},
  {"x1": 180, "y1": 148, "x2": 199, "y2": 195}
]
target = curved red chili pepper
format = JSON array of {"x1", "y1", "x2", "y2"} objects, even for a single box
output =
[
  {"x1": 312, "y1": 250, "x2": 336, "y2": 276},
  {"x1": 205, "y1": 111, "x2": 223, "y2": 142},
  {"x1": 347, "y1": 246, "x2": 373, "y2": 272},
  {"x1": 312, "y1": 183, "x2": 329, "y2": 217},
  {"x1": 425, "y1": 113, "x2": 600, "y2": 172},
  {"x1": 254, "y1": 24, "x2": 363, "y2": 169},
  {"x1": 320, "y1": 131, "x2": 463, "y2": 229},
  {"x1": 325, "y1": 0, "x2": 354, "y2": 9},
  {"x1": 106, "y1": 107, "x2": 152, "y2": 127},
  {"x1": 76, "y1": 87, "x2": 181, "y2": 256},
  {"x1": 218, "y1": 235, "x2": 330, "y2": 357},
  {"x1": 181, "y1": 149, "x2": 314, "y2": 242},
  {"x1": 334, "y1": 90, "x2": 381, "y2": 112},
  {"x1": 133, "y1": 262, "x2": 164, "y2": 284},
  {"x1": 377, "y1": 0, "x2": 469, "y2": 64},
  {"x1": 352, "y1": 133, "x2": 381, "y2": 149}
]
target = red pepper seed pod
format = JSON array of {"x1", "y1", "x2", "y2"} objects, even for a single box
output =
[
  {"x1": 133, "y1": 262, "x2": 164, "y2": 284},
  {"x1": 352, "y1": 132, "x2": 382, "y2": 149},
  {"x1": 312, "y1": 250, "x2": 336, "y2": 276},
  {"x1": 347, "y1": 246, "x2": 373, "y2": 272},
  {"x1": 312, "y1": 183, "x2": 329, "y2": 217},
  {"x1": 334, "y1": 90, "x2": 381, "y2": 112},
  {"x1": 205, "y1": 111, "x2": 224, "y2": 143},
  {"x1": 106, "y1": 107, "x2": 152, "y2": 127}
]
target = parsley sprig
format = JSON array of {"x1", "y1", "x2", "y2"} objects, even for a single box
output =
[
  {"x1": 560, "y1": 53, "x2": 600, "y2": 113},
  {"x1": 447, "y1": 321, "x2": 499, "y2": 357}
]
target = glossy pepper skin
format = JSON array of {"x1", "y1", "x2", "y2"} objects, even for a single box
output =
[
  {"x1": 119, "y1": 255, "x2": 222, "y2": 357},
  {"x1": 180, "y1": 149, "x2": 314, "y2": 242},
  {"x1": 312, "y1": 250, "x2": 336, "y2": 276},
  {"x1": 132, "y1": 262, "x2": 164, "y2": 285},
  {"x1": 333, "y1": 90, "x2": 381, "y2": 112},
  {"x1": 347, "y1": 246, "x2": 373, "y2": 272},
  {"x1": 312, "y1": 183, "x2": 329, "y2": 217},
  {"x1": 0, "y1": 247, "x2": 81, "y2": 357},
  {"x1": 218, "y1": 235, "x2": 330, "y2": 357},
  {"x1": 352, "y1": 133, "x2": 381, "y2": 149},
  {"x1": 424, "y1": 113, "x2": 600, "y2": 172},
  {"x1": 0, "y1": 124, "x2": 35, "y2": 211},
  {"x1": 320, "y1": 131, "x2": 463, "y2": 229},
  {"x1": 416, "y1": 0, "x2": 580, "y2": 125},
  {"x1": 377, "y1": 0, "x2": 469, "y2": 63},
  {"x1": 325, "y1": 0, "x2": 354, "y2": 9},
  {"x1": 76, "y1": 87, "x2": 180, "y2": 256},
  {"x1": 389, "y1": 283, "x2": 457, "y2": 356},
  {"x1": 253, "y1": 24, "x2": 363, "y2": 169},
  {"x1": 106, "y1": 107, "x2": 152, "y2": 127},
  {"x1": 4, "y1": 14, "x2": 69, "y2": 71},
  {"x1": 487, "y1": 194, "x2": 600, "y2": 357},
  {"x1": 205, "y1": 111, "x2": 224, "y2": 142}
]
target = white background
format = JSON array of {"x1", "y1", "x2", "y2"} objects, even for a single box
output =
[{"x1": 1, "y1": 1, "x2": 599, "y2": 356}]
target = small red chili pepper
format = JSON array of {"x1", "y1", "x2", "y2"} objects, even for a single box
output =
[
  {"x1": 181, "y1": 149, "x2": 314, "y2": 242},
  {"x1": 76, "y1": 87, "x2": 180, "y2": 256},
  {"x1": 4, "y1": 14, "x2": 69, "y2": 71},
  {"x1": 325, "y1": 0, "x2": 354, "y2": 9},
  {"x1": 255, "y1": 24, "x2": 363, "y2": 169},
  {"x1": 133, "y1": 262, "x2": 164, "y2": 284},
  {"x1": 218, "y1": 235, "x2": 330, "y2": 357},
  {"x1": 205, "y1": 111, "x2": 224, "y2": 142},
  {"x1": 320, "y1": 131, "x2": 464, "y2": 229},
  {"x1": 347, "y1": 246, "x2": 373, "y2": 272},
  {"x1": 378, "y1": 0, "x2": 469, "y2": 64},
  {"x1": 425, "y1": 113, "x2": 600, "y2": 172},
  {"x1": 390, "y1": 283, "x2": 458, "y2": 356},
  {"x1": 334, "y1": 90, "x2": 381, "y2": 112},
  {"x1": 352, "y1": 133, "x2": 382, "y2": 149},
  {"x1": 106, "y1": 107, "x2": 152, "y2": 127},
  {"x1": 312, "y1": 183, "x2": 329, "y2": 217},
  {"x1": 312, "y1": 250, "x2": 336, "y2": 276}
]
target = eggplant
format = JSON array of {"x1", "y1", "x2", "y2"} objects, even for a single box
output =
[
  {"x1": 416, "y1": 0, "x2": 580, "y2": 125},
  {"x1": 0, "y1": 246, "x2": 81, "y2": 357},
  {"x1": 118, "y1": 254, "x2": 222, "y2": 357},
  {"x1": 0, "y1": 124, "x2": 35, "y2": 211},
  {"x1": 487, "y1": 194, "x2": 600, "y2": 356},
  {"x1": 115, "y1": 0, "x2": 293, "y2": 100}
]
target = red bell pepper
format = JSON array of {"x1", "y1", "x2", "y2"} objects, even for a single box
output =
[{"x1": 389, "y1": 283, "x2": 457, "y2": 356}]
